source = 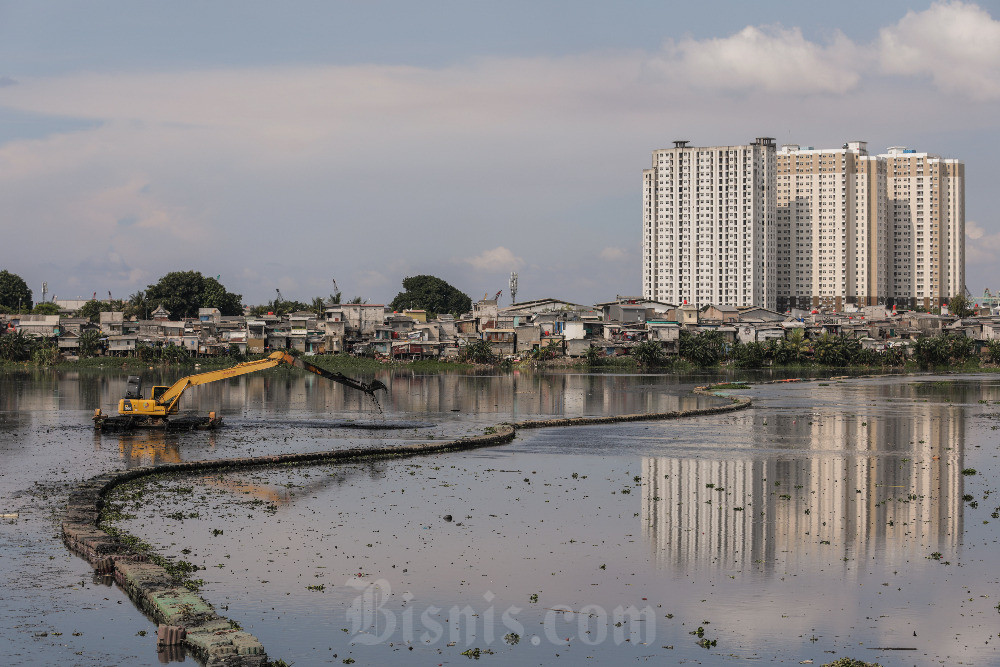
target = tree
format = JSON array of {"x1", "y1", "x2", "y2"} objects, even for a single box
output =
[
  {"x1": 0, "y1": 330, "x2": 32, "y2": 361},
  {"x1": 0, "y1": 270, "x2": 32, "y2": 312},
  {"x1": 631, "y1": 340, "x2": 665, "y2": 367},
  {"x1": 912, "y1": 334, "x2": 953, "y2": 367},
  {"x1": 32, "y1": 302, "x2": 61, "y2": 315},
  {"x1": 730, "y1": 341, "x2": 767, "y2": 368},
  {"x1": 201, "y1": 276, "x2": 243, "y2": 315},
  {"x1": 679, "y1": 330, "x2": 726, "y2": 367},
  {"x1": 389, "y1": 275, "x2": 472, "y2": 316},
  {"x1": 462, "y1": 340, "x2": 496, "y2": 364},
  {"x1": 310, "y1": 297, "x2": 327, "y2": 317},
  {"x1": 124, "y1": 290, "x2": 149, "y2": 321},
  {"x1": 145, "y1": 271, "x2": 243, "y2": 319},
  {"x1": 78, "y1": 299, "x2": 125, "y2": 322},
  {"x1": 78, "y1": 329, "x2": 103, "y2": 358},
  {"x1": 585, "y1": 344, "x2": 603, "y2": 366},
  {"x1": 948, "y1": 294, "x2": 973, "y2": 318},
  {"x1": 265, "y1": 297, "x2": 309, "y2": 316}
]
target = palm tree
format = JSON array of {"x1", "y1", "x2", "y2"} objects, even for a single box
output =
[
  {"x1": 0, "y1": 330, "x2": 32, "y2": 361},
  {"x1": 78, "y1": 329, "x2": 103, "y2": 358},
  {"x1": 125, "y1": 290, "x2": 149, "y2": 320},
  {"x1": 631, "y1": 340, "x2": 665, "y2": 367}
]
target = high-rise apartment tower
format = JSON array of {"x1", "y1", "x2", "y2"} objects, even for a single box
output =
[
  {"x1": 642, "y1": 138, "x2": 777, "y2": 309},
  {"x1": 643, "y1": 139, "x2": 965, "y2": 311},
  {"x1": 881, "y1": 147, "x2": 965, "y2": 310},
  {"x1": 775, "y1": 142, "x2": 888, "y2": 311}
]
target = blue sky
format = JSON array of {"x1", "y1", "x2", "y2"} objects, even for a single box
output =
[{"x1": 1, "y1": 1, "x2": 997, "y2": 307}]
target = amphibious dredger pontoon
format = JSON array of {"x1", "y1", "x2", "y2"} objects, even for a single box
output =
[{"x1": 92, "y1": 351, "x2": 387, "y2": 430}]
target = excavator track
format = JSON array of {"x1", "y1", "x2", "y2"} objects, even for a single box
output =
[{"x1": 94, "y1": 413, "x2": 221, "y2": 431}]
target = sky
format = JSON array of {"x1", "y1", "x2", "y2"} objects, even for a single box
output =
[{"x1": 1, "y1": 1, "x2": 998, "y2": 308}]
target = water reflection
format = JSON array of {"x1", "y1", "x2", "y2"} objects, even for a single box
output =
[
  {"x1": 108, "y1": 430, "x2": 217, "y2": 467},
  {"x1": 2, "y1": 369, "x2": 709, "y2": 426},
  {"x1": 643, "y1": 392, "x2": 965, "y2": 572}
]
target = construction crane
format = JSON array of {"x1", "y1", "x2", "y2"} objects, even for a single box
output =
[{"x1": 92, "y1": 351, "x2": 387, "y2": 430}]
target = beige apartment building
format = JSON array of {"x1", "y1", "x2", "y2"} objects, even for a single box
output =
[
  {"x1": 881, "y1": 147, "x2": 965, "y2": 311},
  {"x1": 642, "y1": 138, "x2": 777, "y2": 309},
  {"x1": 644, "y1": 139, "x2": 964, "y2": 311},
  {"x1": 775, "y1": 142, "x2": 888, "y2": 311}
]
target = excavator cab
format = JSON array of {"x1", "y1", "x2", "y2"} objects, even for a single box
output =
[
  {"x1": 123, "y1": 377, "x2": 170, "y2": 402},
  {"x1": 124, "y1": 376, "x2": 143, "y2": 399}
]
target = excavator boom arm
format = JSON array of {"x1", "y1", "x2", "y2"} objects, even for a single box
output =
[
  {"x1": 283, "y1": 354, "x2": 388, "y2": 395},
  {"x1": 155, "y1": 351, "x2": 385, "y2": 413}
]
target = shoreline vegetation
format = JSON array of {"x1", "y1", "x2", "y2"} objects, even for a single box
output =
[{"x1": 1, "y1": 331, "x2": 998, "y2": 375}]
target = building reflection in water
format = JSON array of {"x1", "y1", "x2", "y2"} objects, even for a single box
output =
[{"x1": 642, "y1": 399, "x2": 964, "y2": 574}]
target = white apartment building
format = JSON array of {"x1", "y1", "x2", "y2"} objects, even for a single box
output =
[
  {"x1": 644, "y1": 138, "x2": 965, "y2": 311},
  {"x1": 775, "y1": 142, "x2": 888, "y2": 311},
  {"x1": 642, "y1": 138, "x2": 777, "y2": 309},
  {"x1": 881, "y1": 147, "x2": 965, "y2": 310}
]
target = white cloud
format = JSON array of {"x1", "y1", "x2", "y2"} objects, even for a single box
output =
[
  {"x1": 463, "y1": 247, "x2": 524, "y2": 272},
  {"x1": 650, "y1": 25, "x2": 864, "y2": 94},
  {"x1": 966, "y1": 221, "x2": 1000, "y2": 265},
  {"x1": 880, "y1": 1, "x2": 1000, "y2": 100},
  {"x1": 600, "y1": 247, "x2": 628, "y2": 262}
]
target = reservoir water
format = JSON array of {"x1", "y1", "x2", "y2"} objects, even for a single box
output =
[{"x1": 1, "y1": 368, "x2": 998, "y2": 665}]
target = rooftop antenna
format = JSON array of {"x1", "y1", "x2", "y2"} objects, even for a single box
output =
[{"x1": 509, "y1": 271, "x2": 518, "y2": 306}]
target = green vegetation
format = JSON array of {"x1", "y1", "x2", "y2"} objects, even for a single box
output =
[
  {"x1": 947, "y1": 293, "x2": 973, "y2": 318},
  {"x1": 821, "y1": 659, "x2": 883, "y2": 667},
  {"x1": 462, "y1": 340, "x2": 497, "y2": 364},
  {"x1": 912, "y1": 333, "x2": 974, "y2": 367},
  {"x1": 0, "y1": 270, "x2": 32, "y2": 313},
  {"x1": 144, "y1": 271, "x2": 243, "y2": 318},
  {"x1": 389, "y1": 274, "x2": 472, "y2": 317},
  {"x1": 679, "y1": 330, "x2": 726, "y2": 367},
  {"x1": 31, "y1": 302, "x2": 61, "y2": 315},
  {"x1": 0, "y1": 331, "x2": 32, "y2": 362}
]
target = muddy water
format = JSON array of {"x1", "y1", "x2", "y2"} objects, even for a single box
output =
[
  {"x1": 94, "y1": 373, "x2": 999, "y2": 666},
  {"x1": 0, "y1": 367, "x2": 710, "y2": 665}
]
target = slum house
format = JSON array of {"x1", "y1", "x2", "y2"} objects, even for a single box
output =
[
  {"x1": 603, "y1": 304, "x2": 647, "y2": 325},
  {"x1": 482, "y1": 328, "x2": 516, "y2": 357},
  {"x1": 664, "y1": 304, "x2": 700, "y2": 327},
  {"x1": 645, "y1": 321, "x2": 681, "y2": 354},
  {"x1": 596, "y1": 297, "x2": 674, "y2": 321},
  {"x1": 503, "y1": 298, "x2": 591, "y2": 319},
  {"x1": 702, "y1": 304, "x2": 740, "y2": 323},
  {"x1": 737, "y1": 307, "x2": 786, "y2": 323},
  {"x1": 57, "y1": 330, "x2": 80, "y2": 357},
  {"x1": 515, "y1": 324, "x2": 542, "y2": 354},
  {"x1": 14, "y1": 315, "x2": 60, "y2": 338},
  {"x1": 107, "y1": 335, "x2": 137, "y2": 356},
  {"x1": 99, "y1": 311, "x2": 125, "y2": 335},
  {"x1": 340, "y1": 303, "x2": 388, "y2": 337}
]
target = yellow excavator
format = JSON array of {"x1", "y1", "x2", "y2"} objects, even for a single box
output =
[{"x1": 93, "y1": 351, "x2": 387, "y2": 430}]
